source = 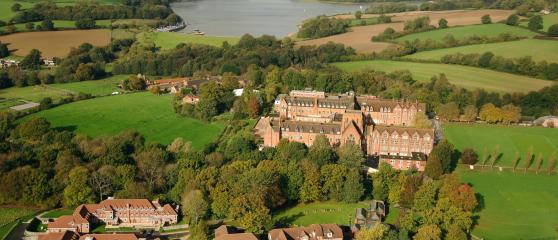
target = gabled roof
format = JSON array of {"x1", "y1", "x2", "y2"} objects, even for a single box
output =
[{"x1": 268, "y1": 224, "x2": 343, "y2": 240}]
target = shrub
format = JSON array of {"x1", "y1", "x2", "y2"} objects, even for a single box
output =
[
  {"x1": 506, "y1": 14, "x2": 519, "y2": 26},
  {"x1": 461, "y1": 148, "x2": 478, "y2": 165},
  {"x1": 438, "y1": 18, "x2": 448, "y2": 28},
  {"x1": 355, "y1": 11, "x2": 362, "y2": 20},
  {"x1": 528, "y1": 15, "x2": 543, "y2": 31},
  {"x1": 481, "y1": 14, "x2": 492, "y2": 24},
  {"x1": 548, "y1": 24, "x2": 558, "y2": 37},
  {"x1": 75, "y1": 19, "x2": 96, "y2": 29}
]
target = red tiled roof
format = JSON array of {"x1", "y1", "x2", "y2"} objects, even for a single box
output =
[
  {"x1": 79, "y1": 234, "x2": 138, "y2": 240},
  {"x1": 154, "y1": 78, "x2": 187, "y2": 85}
]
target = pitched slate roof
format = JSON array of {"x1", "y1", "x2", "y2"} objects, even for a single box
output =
[{"x1": 268, "y1": 224, "x2": 343, "y2": 240}]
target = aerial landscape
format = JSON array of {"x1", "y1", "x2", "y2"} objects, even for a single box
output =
[{"x1": 0, "y1": 0, "x2": 557, "y2": 239}]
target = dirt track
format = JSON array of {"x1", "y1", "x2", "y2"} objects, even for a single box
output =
[
  {"x1": 0, "y1": 29, "x2": 111, "y2": 58},
  {"x1": 297, "y1": 9, "x2": 515, "y2": 53}
]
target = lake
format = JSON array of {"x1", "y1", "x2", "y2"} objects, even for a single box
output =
[{"x1": 170, "y1": 0, "x2": 365, "y2": 37}]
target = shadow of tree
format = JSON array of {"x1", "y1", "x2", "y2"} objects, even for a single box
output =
[{"x1": 274, "y1": 212, "x2": 305, "y2": 228}]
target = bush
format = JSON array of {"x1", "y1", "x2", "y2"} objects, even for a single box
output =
[
  {"x1": 481, "y1": 14, "x2": 492, "y2": 24},
  {"x1": 548, "y1": 24, "x2": 558, "y2": 37},
  {"x1": 355, "y1": 11, "x2": 362, "y2": 20},
  {"x1": 461, "y1": 148, "x2": 478, "y2": 165},
  {"x1": 506, "y1": 14, "x2": 519, "y2": 26},
  {"x1": 528, "y1": 15, "x2": 543, "y2": 31},
  {"x1": 75, "y1": 19, "x2": 96, "y2": 29},
  {"x1": 438, "y1": 18, "x2": 448, "y2": 28},
  {"x1": 41, "y1": 19, "x2": 54, "y2": 30}
]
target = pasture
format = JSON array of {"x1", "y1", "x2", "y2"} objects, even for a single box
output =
[
  {"x1": 0, "y1": 0, "x2": 34, "y2": 22},
  {"x1": 297, "y1": 9, "x2": 514, "y2": 53},
  {"x1": 0, "y1": 29, "x2": 111, "y2": 58},
  {"x1": 458, "y1": 168, "x2": 558, "y2": 239},
  {"x1": 396, "y1": 23, "x2": 536, "y2": 42},
  {"x1": 333, "y1": 60, "x2": 553, "y2": 93},
  {"x1": 406, "y1": 39, "x2": 558, "y2": 63},
  {"x1": 0, "y1": 75, "x2": 129, "y2": 107},
  {"x1": 27, "y1": 92, "x2": 225, "y2": 147},
  {"x1": 138, "y1": 32, "x2": 240, "y2": 50},
  {"x1": 444, "y1": 124, "x2": 558, "y2": 167},
  {"x1": 273, "y1": 201, "x2": 369, "y2": 227}
]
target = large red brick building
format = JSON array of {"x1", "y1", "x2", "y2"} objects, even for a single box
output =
[
  {"x1": 254, "y1": 90, "x2": 435, "y2": 171},
  {"x1": 47, "y1": 199, "x2": 178, "y2": 234}
]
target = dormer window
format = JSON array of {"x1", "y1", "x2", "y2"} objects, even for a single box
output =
[{"x1": 327, "y1": 232, "x2": 333, "y2": 238}]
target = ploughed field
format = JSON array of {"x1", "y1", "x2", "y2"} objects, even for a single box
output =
[
  {"x1": 458, "y1": 168, "x2": 558, "y2": 239},
  {"x1": 138, "y1": 32, "x2": 240, "y2": 50},
  {"x1": 0, "y1": 29, "x2": 111, "y2": 58},
  {"x1": 25, "y1": 92, "x2": 225, "y2": 147},
  {"x1": 395, "y1": 23, "x2": 537, "y2": 42},
  {"x1": 333, "y1": 60, "x2": 553, "y2": 93},
  {"x1": 444, "y1": 124, "x2": 558, "y2": 167},
  {"x1": 406, "y1": 39, "x2": 558, "y2": 63},
  {"x1": 297, "y1": 9, "x2": 514, "y2": 53}
]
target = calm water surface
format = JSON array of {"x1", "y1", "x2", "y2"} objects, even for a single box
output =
[{"x1": 171, "y1": 0, "x2": 364, "y2": 37}]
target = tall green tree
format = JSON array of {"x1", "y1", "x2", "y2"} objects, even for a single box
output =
[
  {"x1": 20, "y1": 49, "x2": 42, "y2": 70},
  {"x1": 182, "y1": 190, "x2": 209, "y2": 224},
  {"x1": 63, "y1": 166, "x2": 94, "y2": 207},
  {"x1": 342, "y1": 169, "x2": 364, "y2": 203},
  {"x1": 307, "y1": 135, "x2": 337, "y2": 166},
  {"x1": 528, "y1": 15, "x2": 543, "y2": 31}
]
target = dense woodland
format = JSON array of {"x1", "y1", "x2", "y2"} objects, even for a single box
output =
[
  {"x1": 9, "y1": 1, "x2": 174, "y2": 24},
  {"x1": 297, "y1": 16, "x2": 349, "y2": 39}
]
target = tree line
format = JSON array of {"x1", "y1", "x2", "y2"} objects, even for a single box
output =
[
  {"x1": 8, "y1": 1, "x2": 173, "y2": 24},
  {"x1": 297, "y1": 16, "x2": 349, "y2": 39},
  {"x1": 441, "y1": 52, "x2": 558, "y2": 81}
]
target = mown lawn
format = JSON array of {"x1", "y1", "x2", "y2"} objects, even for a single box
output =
[
  {"x1": 0, "y1": 85, "x2": 71, "y2": 103},
  {"x1": 273, "y1": 201, "x2": 369, "y2": 227},
  {"x1": 444, "y1": 124, "x2": 558, "y2": 167},
  {"x1": 406, "y1": 39, "x2": 558, "y2": 63},
  {"x1": 41, "y1": 209, "x2": 73, "y2": 219},
  {"x1": 26, "y1": 92, "x2": 225, "y2": 147},
  {"x1": 458, "y1": 168, "x2": 558, "y2": 239},
  {"x1": 333, "y1": 60, "x2": 553, "y2": 93},
  {"x1": 396, "y1": 23, "x2": 537, "y2": 42},
  {"x1": 138, "y1": 32, "x2": 240, "y2": 50}
]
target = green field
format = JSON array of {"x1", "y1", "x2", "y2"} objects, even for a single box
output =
[
  {"x1": 406, "y1": 39, "x2": 558, "y2": 63},
  {"x1": 333, "y1": 60, "x2": 553, "y2": 93},
  {"x1": 520, "y1": 13, "x2": 558, "y2": 32},
  {"x1": 27, "y1": 92, "x2": 225, "y2": 146},
  {"x1": 41, "y1": 209, "x2": 73, "y2": 219},
  {"x1": 50, "y1": 75, "x2": 127, "y2": 96},
  {"x1": 0, "y1": 20, "x2": 112, "y2": 32},
  {"x1": 458, "y1": 168, "x2": 558, "y2": 239},
  {"x1": 0, "y1": 207, "x2": 37, "y2": 239},
  {"x1": 444, "y1": 124, "x2": 558, "y2": 167},
  {"x1": 396, "y1": 23, "x2": 537, "y2": 42},
  {"x1": 273, "y1": 201, "x2": 369, "y2": 227},
  {"x1": 344, "y1": 17, "x2": 379, "y2": 27},
  {"x1": 0, "y1": 75, "x2": 129, "y2": 106},
  {"x1": 0, "y1": 0, "x2": 34, "y2": 22},
  {"x1": 138, "y1": 32, "x2": 240, "y2": 50}
]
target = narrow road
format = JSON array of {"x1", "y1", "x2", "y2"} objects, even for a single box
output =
[{"x1": 432, "y1": 119, "x2": 444, "y2": 142}]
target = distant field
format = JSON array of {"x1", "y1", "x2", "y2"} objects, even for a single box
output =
[
  {"x1": 406, "y1": 39, "x2": 558, "y2": 63},
  {"x1": 444, "y1": 124, "x2": 558, "y2": 167},
  {"x1": 27, "y1": 92, "x2": 225, "y2": 146},
  {"x1": 333, "y1": 60, "x2": 553, "y2": 93},
  {"x1": 297, "y1": 9, "x2": 514, "y2": 53},
  {"x1": 458, "y1": 169, "x2": 558, "y2": 239},
  {"x1": 0, "y1": 75, "x2": 129, "y2": 106},
  {"x1": 0, "y1": 0, "x2": 34, "y2": 22},
  {"x1": 0, "y1": 85, "x2": 71, "y2": 103},
  {"x1": 273, "y1": 201, "x2": 369, "y2": 227},
  {"x1": 0, "y1": 29, "x2": 111, "y2": 58},
  {"x1": 520, "y1": 13, "x2": 558, "y2": 32},
  {"x1": 396, "y1": 23, "x2": 537, "y2": 42},
  {"x1": 138, "y1": 32, "x2": 240, "y2": 50},
  {"x1": 0, "y1": 20, "x2": 112, "y2": 32},
  {"x1": 50, "y1": 75, "x2": 127, "y2": 96},
  {"x1": 18, "y1": 0, "x2": 121, "y2": 4}
]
